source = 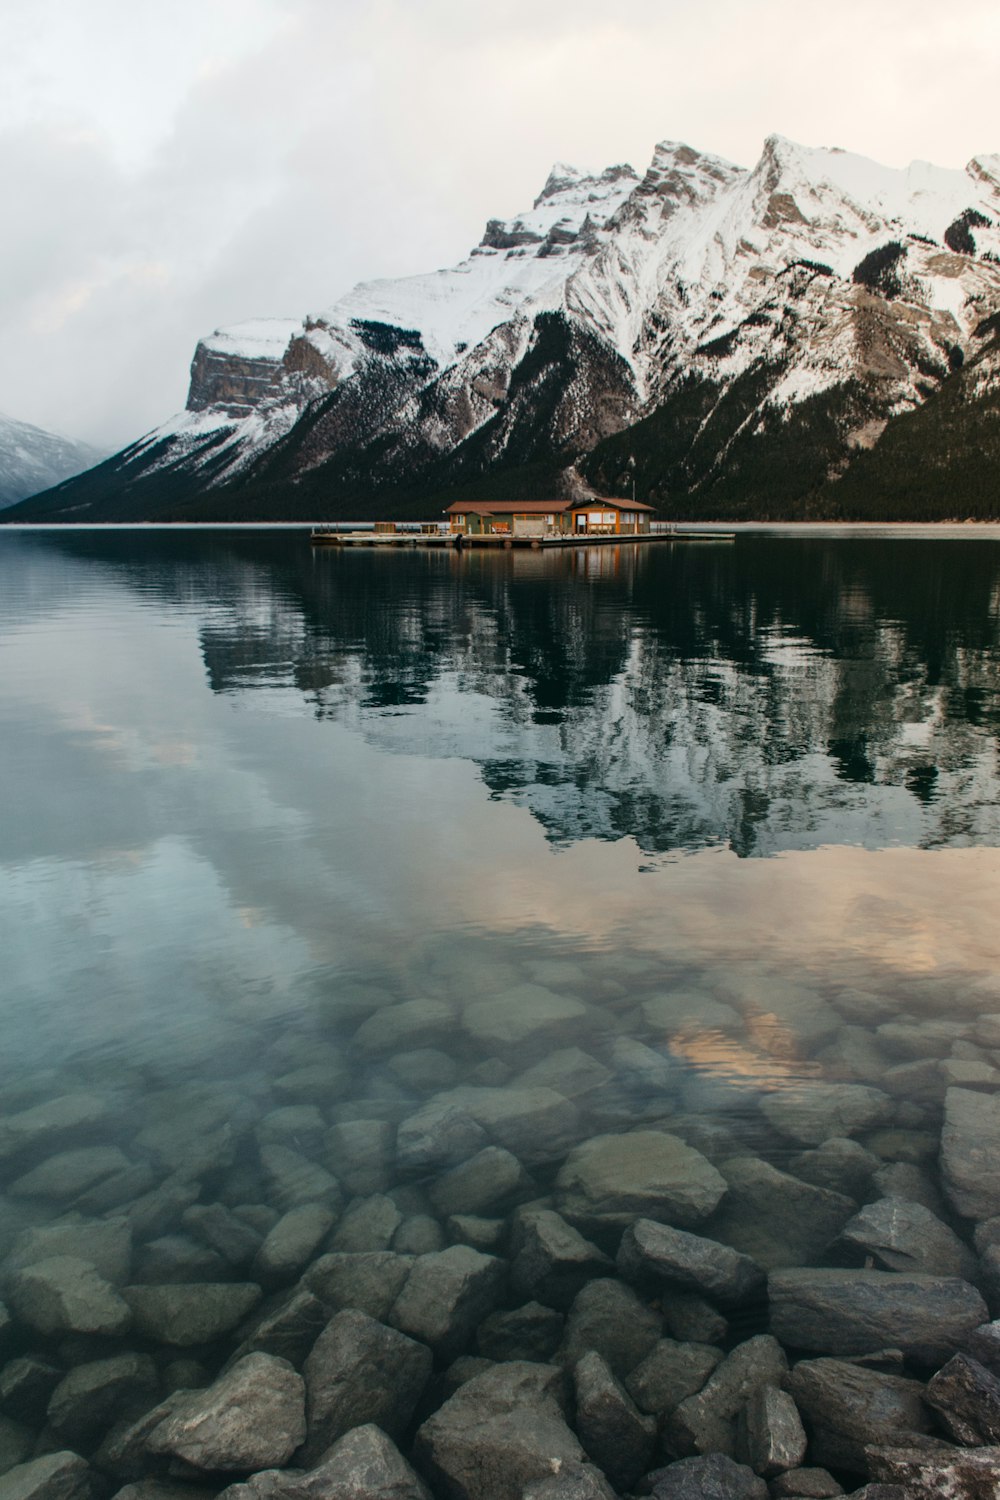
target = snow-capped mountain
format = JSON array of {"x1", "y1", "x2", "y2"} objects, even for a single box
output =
[
  {"x1": 11, "y1": 135, "x2": 1000, "y2": 523},
  {"x1": 0, "y1": 413, "x2": 104, "y2": 509}
]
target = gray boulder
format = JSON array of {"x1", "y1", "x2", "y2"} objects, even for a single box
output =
[
  {"x1": 304, "y1": 1253, "x2": 413, "y2": 1322},
  {"x1": 648, "y1": 1452, "x2": 768, "y2": 1499},
  {"x1": 574, "y1": 1350, "x2": 656, "y2": 1491},
  {"x1": 133, "y1": 1235, "x2": 228, "y2": 1285},
  {"x1": 925, "y1": 1354, "x2": 1000, "y2": 1445},
  {"x1": 299, "y1": 1309, "x2": 432, "y2": 1464},
  {"x1": 555, "y1": 1131, "x2": 726, "y2": 1231},
  {"x1": 517, "y1": 1048, "x2": 612, "y2": 1100},
  {"x1": 667, "y1": 1335, "x2": 787, "y2": 1459},
  {"x1": 790, "y1": 1139, "x2": 880, "y2": 1200},
  {"x1": 839, "y1": 1197, "x2": 978, "y2": 1281},
  {"x1": 388, "y1": 1245, "x2": 506, "y2": 1361},
  {"x1": 8, "y1": 1148, "x2": 132, "y2": 1202},
  {"x1": 259, "y1": 1146, "x2": 341, "y2": 1212},
  {"x1": 181, "y1": 1204, "x2": 262, "y2": 1267},
  {"x1": 462, "y1": 985, "x2": 588, "y2": 1052},
  {"x1": 392, "y1": 1215, "x2": 444, "y2": 1256},
  {"x1": 325, "y1": 1120, "x2": 394, "y2": 1197},
  {"x1": 47, "y1": 1356, "x2": 158, "y2": 1444},
  {"x1": 769, "y1": 1268, "x2": 988, "y2": 1364},
  {"x1": 736, "y1": 1384, "x2": 806, "y2": 1477},
  {"x1": 227, "y1": 1288, "x2": 327, "y2": 1368},
  {"x1": 434, "y1": 1088, "x2": 579, "y2": 1167},
  {"x1": 414, "y1": 1361, "x2": 583, "y2": 1500},
  {"x1": 0, "y1": 1421, "x2": 32, "y2": 1481},
  {"x1": 122, "y1": 1283, "x2": 261, "y2": 1346},
  {"x1": 941, "y1": 1088, "x2": 1000, "y2": 1219},
  {"x1": 865, "y1": 1444, "x2": 1000, "y2": 1497},
  {"x1": 768, "y1": 1472, "x2": 844, "y2": 1498},
  {"x1": 0, "y1": 1357, "x2": 63, "y2": 1424},
  {"x1": 787, "y1": 1358, "x2": 933, "y2": 1473},
  {"x1": 5, "y1": 1220, "x2": 132, "y2": 1285},
  {"x1": 700, "y1": 1157, "x2": 856, "y2": 1270},
  {"x1": 395, "y1": 1105, "x2": 488, "y2": 1176},
  {"x1": 428, "y1": 1148, "x2": 529, "y2": 1218},
  {"x1": 617, "y1": 1219, "x2": 764, "y2": 1306},
  {"x1": 252, "y1": 1205, "x2": 335, "y2": 1286},
  {"x1": 521, "y1": 1463, "x2": 617, "y2": 1500},
  {"x1": 560, "y1": 1278, "x2": 662, "y2": 1378},
  {"x1": 760, "y1": 1084, "x2": 894, "y2": 1147},
  {"x1": 625, "y1": 1338, "x2": 723, "y2": 1418},
  {"x1": 0, "y1": 1093, "x2": 115, "y2": 1162},
  {"x1": 509, "y1": 1207, "x2": 612, "y2": 1310},
  {"x1": 354, "y1": 1001, "x2": 454, "y2": 1056},
  {"x1": 289, "y1": 1423, "x2": 431, "y2": 1499},
  {"x1": 148, "y1": 1353, "x2": 305, "y2": 1471},
  {"x1": 0, "y1": 1453, "x2": 92, "y2": 1500},
  {"x1": 8, "y1": 1257, "x2": 132, "y2": 1337},
  {"x1": 329, "y1": 1196, "x2": 402, "y2": 1254}
]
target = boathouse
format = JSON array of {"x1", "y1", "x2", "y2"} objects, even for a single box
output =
[{"x1": 444, "y1": 497, "x2": 654, "y2": 538}]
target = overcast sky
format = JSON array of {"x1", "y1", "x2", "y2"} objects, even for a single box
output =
[{"x1": 3, "y1": 0, "x2": 1000, "y2": 450}]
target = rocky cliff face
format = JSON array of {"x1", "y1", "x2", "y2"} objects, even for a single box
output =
[{"x1": 11, "y1": 136, "x2": 1000, "y2": 522}]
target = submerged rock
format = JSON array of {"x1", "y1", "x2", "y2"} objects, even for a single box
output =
[
  {"x1": 147, "y1": 1353, "x2": 305, "y2": 1471},
  {"x1": 509, "y1": 1207, "x2": 612, "y2": 1310},
  {"x1": 47, "y1": 1355, "x2": 158, "y2": 1444},
  {"x1": 941, "y1": 1088, "x2": 1000, "y2": 1220},
  {"x1": 736, "y1": 1384, "x2": 807, "y2": 1477},
  {"x1": 666, "y1": 1335, "x2": 788, "y2": 1459},
  {"x1": 573, "y1": 1350, "x2": 656, "y2": 1491},
  {"x1": 555, "y1": 1131, "x2": 726, "y2": 1231},
  {"x1": 625, "y1": 1338, "x2": 723, "y2": 1419},
  {"x1": 414, "y1": 1361, "x2": 583, "y2": 1500},
  {"x1": 304, "y1": 1253, "x2": 413, "y2": 1322},
  {"x1": 0, "y1": 1452, "x2": 93, "y2": 1500},
  {"x1": 769, "y1": 1268, "x2": 988, "y2": 1364},
  {"x1": 647, "y1": 1451, "x2": 768, "y2": 1499},
  {"x1": 559, "y1": 1278, "x2": 662, "y2": 1378},
  {"x1": 925, "y1": 1354, "x2": 1000, "y2": 1445},
  {"x1": 5, "y1": 1220, "x2": 132, "y2": 1285},
  {"x1": 299, "y1": 1309, "x2": 432, "y2": 1463},
  {"x1": 839, "y1": 1197, "x2": 978, "y2": 1280},
  {"x1": 8, "y1": 1257, "x2": 132, "y2": 1337},
  {"x1": 122, "y1": 1283, "x2": 261, "y2": 1346},
  {"x1": 387, "y1": 1245, "x2": 506, "y2": 1361},
  {"x1": 760, "y1": 1083, "x2": 894, "y2": 1147},
  {"x1": 617, "y1": 1218, "x2": 764, "y2": 1306},
  {"x1": 462, "y1": 985, "x2": 588, "y2": 1052},
  {"x1": 699, "y1": 1156, "x2": 856, "y2": 1270},
  {"x1": 428, "y1": 1147, "x2": 529, "y2": 1218}
]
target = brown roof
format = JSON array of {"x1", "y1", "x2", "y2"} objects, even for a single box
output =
[{"x1": 444, "y1": 497, "x2": 655, "y2": 515}]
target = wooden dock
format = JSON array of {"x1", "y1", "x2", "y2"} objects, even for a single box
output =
[{"x1": 310, "y1": 528, "x2": 734, "y2": 549}]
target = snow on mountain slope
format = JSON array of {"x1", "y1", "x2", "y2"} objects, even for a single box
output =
[
  {"x1": 12, "y1": 133, "x2": 1000, "y2": 522},
  {"x1": 0, "y1": 413, "x2": 104, "y2": 509}
]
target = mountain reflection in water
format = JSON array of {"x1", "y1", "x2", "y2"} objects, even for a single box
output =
[{"x1": 23, "y1": 527, "x2": 999, "y2": 859}]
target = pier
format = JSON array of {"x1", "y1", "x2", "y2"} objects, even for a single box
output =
[{"x1": 310, "y1": 526, "x2": 734, "y2": 549}]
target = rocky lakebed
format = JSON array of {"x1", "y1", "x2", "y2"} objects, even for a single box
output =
[{"x1": 2, "y1": 961, "x2": 1000, "y2": 1500}]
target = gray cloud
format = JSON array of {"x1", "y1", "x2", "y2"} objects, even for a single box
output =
[{"x1": 1, "y1": 0, "x2": 999, "y2": 449}]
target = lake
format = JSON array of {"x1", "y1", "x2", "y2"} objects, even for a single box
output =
[{"x1": 1, "y1": 526, "x2": 1000, "y2": 1486}]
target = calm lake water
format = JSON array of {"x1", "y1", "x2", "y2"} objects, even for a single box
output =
[
  {"x1": 1, "y1": 527, "x2": 1000, "y2": 1321},
  {"x1": 3, "y1": 530, "x2": 999, "y2": 1074}
]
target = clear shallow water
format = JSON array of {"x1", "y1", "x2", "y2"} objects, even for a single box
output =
[
  {"x1": 1, "y1": 529, "x2": 1000, "y2": 1469},
  {"x1": 2, "y1": 530, "x2": 999, "y2": 1077}
]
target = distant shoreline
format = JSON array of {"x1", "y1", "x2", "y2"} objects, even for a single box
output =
[{"x1": 4, "y1": 520, "x2": 1000, "y2": 538}]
